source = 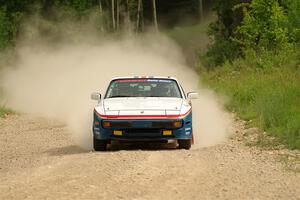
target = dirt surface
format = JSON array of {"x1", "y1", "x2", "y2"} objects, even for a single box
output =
[{"x1": 0, "y1": 115, "x2": 299, "y2": 200}]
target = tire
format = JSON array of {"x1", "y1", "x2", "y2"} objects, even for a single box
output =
[
  {"x1": 93, "y1": 137, "x2": 108, "y2": 151},
  {"x1": 178, "y1": 139, "x2": 191, "y2": 150}
]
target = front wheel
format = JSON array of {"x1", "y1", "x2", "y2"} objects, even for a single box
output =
[
  {"x1": 93, "y1": 137, "x2": 108, "y2": 151},
  {"x1": 178, "y1": 139, "x2": 191, "y2": 150}
]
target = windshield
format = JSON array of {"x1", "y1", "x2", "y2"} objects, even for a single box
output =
[{"x1": 105, "y1": 79, "x2": 182, "y2": 98}]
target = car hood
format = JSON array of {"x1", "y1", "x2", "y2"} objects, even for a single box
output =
[{"x1": 102, "y1": 97, "x2": 183, "y2": 116}]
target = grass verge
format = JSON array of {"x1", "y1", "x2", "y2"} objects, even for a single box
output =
[{"x1": 201, "y1": 64, "x2": 300, "y2": 150}]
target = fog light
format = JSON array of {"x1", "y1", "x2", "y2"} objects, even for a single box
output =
[
  {"x1": 103, "y1": 121, "x2": 111, "y2": 127},
  {"x1": 162, "y1": 130, "x2": 172, "y2": 136},
  {"x1": 173, "y1": 121, "x2": 182, "y2": 127},
  {"x1": 113, "y1": 130, "x2": 122, "y2": 136}
]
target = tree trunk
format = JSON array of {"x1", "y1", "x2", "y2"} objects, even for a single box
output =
[
  {"x1": 152, "y1": 0, "x2": 158, "y2": 32},
  {"x1": 42, "y1": 0, "x2": 54, "y2": 19},
  {"x1": 126, "y1": 0, "x2": 131, "y2": 32},
  {"x1": 112, "y1": 0, "x2": 116, "y2": 30},
  {"x1": 116, "y1": 0, "x2": 120, "y2": 30},
  {"x1": 98, "y1": 0, "x2": 104, "y2": 32},
  {"x1": 136, "y1": 0, "x2": 141, "y2": 33},
  {"x1": 141, "y1": 0, "x2": 144, "y2": 31},
  {"x1": 199, "y1": 0, "x2": 204, "y2": 22}
]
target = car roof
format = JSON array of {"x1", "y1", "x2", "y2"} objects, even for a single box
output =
[{"x1": 111, "y1": 76, "x2": 178, "y2": 81}]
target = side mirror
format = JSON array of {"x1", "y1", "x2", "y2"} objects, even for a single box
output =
[
  {"x1": 91, "y1": 92, "x2": 101, "y2": 102},
  {"x1": 187, "y1": 92, "x2": 199, "y2": 100}
]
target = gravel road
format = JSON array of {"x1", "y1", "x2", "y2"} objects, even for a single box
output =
[{"x1": 0, "y1": 115, "x2": 299, "y2": 200}]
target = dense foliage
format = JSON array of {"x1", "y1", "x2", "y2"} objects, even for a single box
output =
[
  {"x1": 238, "y1": 0, "x2": 289, "y2": 51},
  {"x1": 204, "y1": 0, "x2": 250, "y2": 67},
  {"x1": 0, "y1": 0, "x2": 32, "y2": 49},
  {"x1": 282, "y1": 0, "x2": 300, "y2": 44},
  {"x1": 205, "y1": 0, "x2": 300, "y2": 68}
]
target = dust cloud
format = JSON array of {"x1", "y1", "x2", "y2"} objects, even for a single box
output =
[{"x1": 1, "y1": 34, "x2": 232, "y2": 149}]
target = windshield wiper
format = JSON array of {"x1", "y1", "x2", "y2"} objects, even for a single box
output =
[{"x1": 110, "y1": 95, "x2": 131, "y2": 98}]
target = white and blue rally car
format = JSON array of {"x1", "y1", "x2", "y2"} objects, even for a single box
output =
[{"x1": 91, "y1": 76, "x2": 198, "y2": 151}]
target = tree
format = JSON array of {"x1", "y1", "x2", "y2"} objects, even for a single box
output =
[
  {"x1": 199, "y1": 0, "x2": 204, "y2": 22},
  {"x1": 125, "y1": 0, "x2": 132, "y2": 32},
  {"x1": 98, "y1": 0, "x2": 104, "y2": 32},
  {"x1": 238, "y1": 0, "x2": 289, "y2": 51},
  {"x1": 204, "y1": 0, "x2": 249, "y2": 67},
  {"x1": 0, "y1": 0, "x2": 207, "y2": 48},
  {"x1": 152, "y1": 0, "x2": 158, "y2": 31},
  {"x1": 136, "y1": 0, "x2": 141, "y2": 32},
  {"x1": 111, "y1": 0, "x2": 116, "y2": 30},
  {"x1": 116, "y1": 0, "x2": 120, "y2": 30}
]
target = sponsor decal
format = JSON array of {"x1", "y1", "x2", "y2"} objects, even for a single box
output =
[{"x1": 115, "y1": 79, "x2": 172, "y2": 83}]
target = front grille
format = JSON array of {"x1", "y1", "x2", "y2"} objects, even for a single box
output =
[
  {"x1": 152, "y1": 121, "x2": 174, "y2": 128},
  {"x1": 110, "y1": 121, "x2": 132, "y2": 128},
  {"x1": 104, "y1": 120, "x2": 180, "y2": 129},
  {"x1": 124, "y1": 129, "x2": 161, "y2": 138}
]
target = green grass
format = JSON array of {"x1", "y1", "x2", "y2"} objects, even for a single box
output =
[
  {"x1": 202, "y1": 65, "x2": 300, "y2": 149},
  {"x1": 0, "y1": 106, "x2": 13, "y2": 117}
]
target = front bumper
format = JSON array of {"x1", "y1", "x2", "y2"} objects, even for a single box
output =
[{"x1": 92, "y1": 112, "x2": 193, "y2": 141}]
